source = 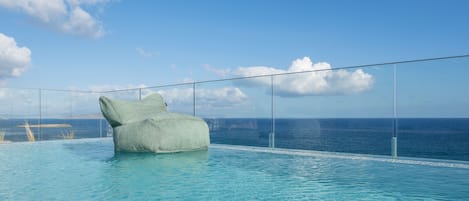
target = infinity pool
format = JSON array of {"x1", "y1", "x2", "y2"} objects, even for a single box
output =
[{"x1": 1, "y1": 139, "x2": 469, "y2": 200}]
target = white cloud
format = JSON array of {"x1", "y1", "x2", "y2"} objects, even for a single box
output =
[
  {"x1": 203, "y1": 64, "x2": 232, "y2": 78},
  {"x1": 61, "y1": 6, "x2": 104, "y2": 38},
  {"x1": 84, "y1": 84, "x2": 146, "y2": 101},
  {"x1": 197, "y1": 87, "x2": 248, "y2": 107},
  {"x1": 156, "y1": 87, "x2": 248, "y2": 107},
  {"x1": 0, "y1": 33, "x2": 31, "y2": 85},
  {"x1": 178, "y1": 78, "x2": 195, "y2": 84},
  {"x1": 1, "y1": 83, "x2": 250, "y2": 117},
  {"x1": 0, "y1": 0, "x2": 67, "y2": 22},
  {"x1": 84, "y1": 84, "x2": 248, "y2": 109},
  {"x1": 67, "y1": 0, "x2": 110, "y2": 6},
  {"x1": 233, "y1": 57, "x2": 374, "y2": 96},
  {"x1": 155, "y1": 88, "x2": 192, "y2": 104},
  {"x1": 85, "y1": 84, "x2": 148, "y2": 92},
  {"x1": 234, "y1": 66, "x2": 284, "y2": 77},
  {"x1": 0, "y1": 0, "x2": 108, "y2": 38},
  {"x1": 136, "y1": 48, "x2": 160, "y2": 58}
]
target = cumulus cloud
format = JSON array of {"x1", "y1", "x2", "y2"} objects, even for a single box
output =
[
  {"x1": 61, "y1": 6, "x2": 104, "y2": 38},
  {"x1": 67, "y1": 0, "x2": 110, "y2": 5},
  {"x1": 0, "y1": 0, "x2": 108, "y2": 38},
  {"x1": 232, "y1": 57, "x2": 374, "y2": 96},
  {"x1": 0, "y1": 33, "x2": 31, "y2": 85},
  {"x1": 196, "y1": 87, "x2": 248, "y2": 107},
  {"x1": 203, "y1": 64, "x2": 232, "y2": 78},
  {"x1": 87, "y1": 84, "x2": 147, "y2": 93},
  {"x1": 80, "y1": 84, "x2": 146, "y2": 102},
  {"x1": 86, "y1": 84, "x2": 248, "y2": 108},
  {"x1": 157, "y1": 87, "x2": 248, "y2": 107},
  {"x1": 174, "y1": 78, "x2": 195, "y2": 84},
  {"x1": 1, "y1": 83, "x2": 250, "y2": 117},
  {"x1": 0, "y1": 0, "x2": 66, "y2": 22}
]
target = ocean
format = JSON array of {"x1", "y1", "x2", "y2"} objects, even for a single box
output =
[{"x1": 1, "y1": 118, "x2": 469, "y2": 161}]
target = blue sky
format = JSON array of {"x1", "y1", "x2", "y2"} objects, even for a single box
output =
[{"x1": 1, "y1": 0, "x2": 469, "y2": 118}]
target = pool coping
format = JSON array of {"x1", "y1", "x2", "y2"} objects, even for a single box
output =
[{"x1": 210, "y1": 143, "x2": 469, "y2": 169}]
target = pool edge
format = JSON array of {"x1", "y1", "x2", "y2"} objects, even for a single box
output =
[{"x1": 210, "y1": 143, "x2": 469, "y2": 169}]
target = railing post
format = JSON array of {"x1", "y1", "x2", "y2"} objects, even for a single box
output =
[
  {"x1": 70, "y1": 91, "x2": 73, "y2": 118},
  {"x1": 138, "y1": 88, "x2": 142, "y2": 100},
  {"x1": 99, "y1": 119, "x2": 102, "y2": 138},
  {"x1": 38, "y1": 88, "x2": 42, "y2": 141},
  {"x1": 392, "y1": 134, "x2": 397, "y2": 158},
  {"x1": 271, "y1": 75, "x2": 275, "y2": 149},
  {"x1": 392, "y1": 64, "x2": 398, "y2": 158},
  {"x1": 193, "y1": 82, "x2": 196, "y2": 116}
]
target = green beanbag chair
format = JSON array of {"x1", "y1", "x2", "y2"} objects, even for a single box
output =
[{"x1": 99, "y1": 93, "x2": 210, "y2": 153}]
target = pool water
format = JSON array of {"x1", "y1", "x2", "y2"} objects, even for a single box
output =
[{"x1": 1, "y1": 139, "x2": 469, "y2": 200}]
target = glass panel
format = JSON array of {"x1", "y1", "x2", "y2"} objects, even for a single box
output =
[
  {"x1": 99, "y1": 89, "x2": 140, "y2": 101},
  {"x1": 273, "y1": 66, "x2": 394, "y2": 155},
  {"x1": 0, "y1": 88, "x2": 40, "y2": 142},
  {"x1": 397, "y1": 57, "x2": 469, "y2": 161},
  {"x1": 97, "y1": 89, "x2": 142, "y2": 138},
  {"x1": 196, "y1": 77, "x2": 272, "y2": 147},
  {"x1": 41, "y1": 90, "x2": 103, "y2": 140},
  {"x1": 145, "y1": 84, "x2": 194, "y2": 115}
]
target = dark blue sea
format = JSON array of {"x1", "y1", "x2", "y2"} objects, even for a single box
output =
[{"x1": 1, "y1": 118, "x2": 469, "y2": 161}]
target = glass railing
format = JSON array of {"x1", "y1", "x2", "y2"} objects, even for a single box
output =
[
  {"x1": 196, "y1": 77, "x2": 273, "y2": 147},
  {"x1": 1, "y1": 55, "x2": 468, "y2": 161},
  {"x1": 40, "y1": 89, "x2": 104, "y2": 140},
  {"x1": 395, "y1": 58, "x2": 469, "y2": 161},
  {"x1": 0, "y1": 88, "x2": 40, "y2": 142},
  {"x1": 145, "y1": 83, "x2": 195, "y2": 115},
  {"x1": 272, "y1": 65, "x2": 395, "y2": 155}
]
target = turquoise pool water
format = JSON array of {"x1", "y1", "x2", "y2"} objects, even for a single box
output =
[{"x1": 1, "y1": 139, "x2": 469, "y2": 200}]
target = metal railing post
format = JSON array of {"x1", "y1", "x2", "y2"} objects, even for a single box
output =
[
  {"x1": 99, "y1": 119, "x2": 102, "y2": 138},
  {"x1": 392, "y1": 64, "x2": 398, "y2": 158},
  {"x1": 193, "y1": 82, "x2": 196, "y2": 116},
  {"x1": 138, "y1": 88, "x2": 142, "y2": 100},
  {"x1": 38, "y1": 89, "x2": 42, "y2": 141},
  {"x1": 271, "y1": 75, "x2": 275, "y2": 149}
]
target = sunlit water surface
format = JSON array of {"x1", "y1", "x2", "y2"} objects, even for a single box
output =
[{"x1": 1, "y1": 139, "x2": 469, "y2": 200}]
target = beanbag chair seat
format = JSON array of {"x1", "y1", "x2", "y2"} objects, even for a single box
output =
[{"x1": 99, "y1": 93, "x2": 209, "y2": 153}]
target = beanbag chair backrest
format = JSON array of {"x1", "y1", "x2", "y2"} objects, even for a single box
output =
[{"x1": 99, "y1": 93, "x2": 167, "y2": 127}]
